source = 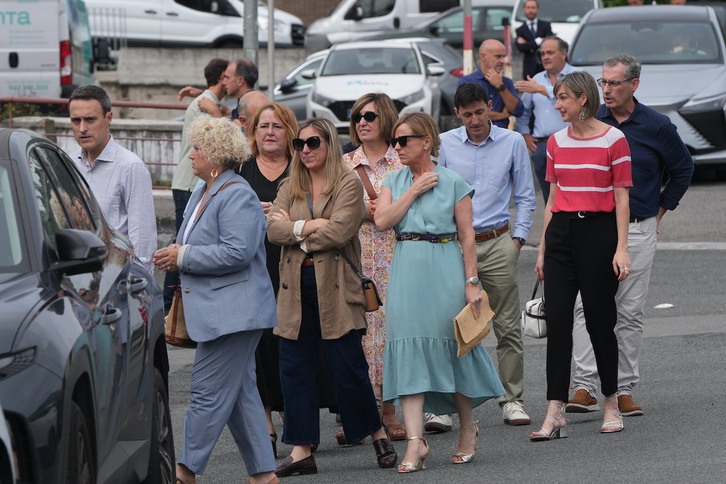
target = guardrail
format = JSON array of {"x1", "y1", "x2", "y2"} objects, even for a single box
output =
[{"x1": 2, "y1": 96, "x2": 188, "y2": 189}]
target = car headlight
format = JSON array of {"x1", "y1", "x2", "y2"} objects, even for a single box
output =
[
  {"x1": 399, "y1": 88, "x2": 425, "y2": 106},
  {"x1": 311, "y1": 90, "x2": 335, "y2": 108},
  {"x1": 258, "y1": 17, "x2": 286, "y2": 33},
  {"x1": 0, "y1": 347, "x2": 36, "y2": 381},
  {"x1": 680, "y1": 92, "x2": 726, "y2": 114}
]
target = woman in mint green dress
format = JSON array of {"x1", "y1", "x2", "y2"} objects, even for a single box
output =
[{"x1": 375, "y1": 113, "x2": 504, "y2": 473}]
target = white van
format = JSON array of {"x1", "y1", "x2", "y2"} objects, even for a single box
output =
[
  {"x1": 85, "y1": 0, "x2": 305, "y2": 49},
  {"x1": 305, "y1": 0, "x2": 466, "y2": 50},
  {"x1": 511, "y1": 0, "x2": 602, "y2": 46},
  {"x1": 0, "y1": 0, "x2": 95, "y2": 100}
]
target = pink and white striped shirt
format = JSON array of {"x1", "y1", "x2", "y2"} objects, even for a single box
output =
[{"x1": 545, "y1": 125, "x2": 632, "y2": 213}]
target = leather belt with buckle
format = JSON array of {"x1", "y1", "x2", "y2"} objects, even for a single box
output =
[{"x1": 474, "y1": 224, "x2": 509, "y2": 241}]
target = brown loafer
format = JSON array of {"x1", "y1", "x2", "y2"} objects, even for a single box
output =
[
  {"x1": 275, "y1": 455, "x2": 317, "y2": 477},
  {"x1": 565, "y1": 389, "x2": 599, "y2": 413},
  {"x1": 373, "y1": 437, "x2": 398, "y2": 468},
  {"x1": 618, "y1": 394, "x2": 644, "y2": 417}
]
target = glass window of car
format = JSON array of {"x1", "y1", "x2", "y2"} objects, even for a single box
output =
[
  {"x1": 289, "y1": 57, "x2": 324, "y2": 88},
  {"x1": 570, "y1": 20, "x2": 721, "y2": 65},
  {"x1": 0, "y1": 163, "x2": 27, "y2": 274},
  {"x1": 484, "y1": 8, "x2": 512, "y2": 33},
  {"x1": 31, "y1": 146, "x2": 96, "y2": 233},
  {"x1": 322, "y1": 47, "x2": 421, "y2": 75},
  {"x1": 174, "y1": 0, "x2": 239, "y2": 17},
  {"x1": 355, "y1": 0, "x2": 396, "y2": 18},
  {"x1": 28, "y1": 151, "x2": 71, "y2": 249},
  {"x1": 431, "y1": 9, "x2": 481, "y2": 35},
  {"x1": 516, "y1": 0, "x2": 593, "y2": 24},
  {"x1": 420, "y1": 0, "x2": 459, "y2": 14}
]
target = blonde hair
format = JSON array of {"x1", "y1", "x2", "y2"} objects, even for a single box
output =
[
  {"x1": 288, "y1": 118, "x2": 349, "y2": 199},
  {"x1": 188, "y1": 117, "x2": 251, "y2": 170},
  {"x1": 348, "y1": 92, "x2": 399, "y2": 146},
  {"x1": 392, "y1": 112, "x2": 441, "y2": 158},
  {"x1": 553, "y1": 71, "x2": 600, "y2": 120},
  {"x1": 248, "y1": 103, "x2": 297, "y2": 159}
]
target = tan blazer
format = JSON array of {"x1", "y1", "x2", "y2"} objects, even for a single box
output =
[{"x1": 268, "y1": 170, "x2": 367, "y2": 340}]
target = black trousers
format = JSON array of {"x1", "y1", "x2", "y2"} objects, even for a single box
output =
[
  {"x1": 544, "y1": 211, "x2": 620, "y2": 401},
  {"x1": 163, "y1": 188, "x2": 192, "y2": 312}
]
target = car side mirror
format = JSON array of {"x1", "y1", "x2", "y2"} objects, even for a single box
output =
[
  {"x1": 51, "y1": 229, "x2": 108, "y2": 275},
  {"x1": 345, "y1": 3, "x2": 363, "y2": 21},
  {"x1": 426, "y1": 65, "x2": 446, "y2": 77},
  {"x1": 279, "y1": 77, "x2": 298, "y2": 92},
  {"x1": 428, "y1": 25, "x2": 440, "y2": 36},
  {"x1": 300, "y1": 69, "x2": 317, "y2": 80}
]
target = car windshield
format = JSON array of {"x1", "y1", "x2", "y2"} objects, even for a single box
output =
[
  {"x1": 516, "y1": 0, "x2": 593, "y2": 23},
  {"x1": 570, "y1": 20, "x2": 722, "y2": 65},
  {"x1": 321, "y1": 47, "x2": 421, "y2": 76},
  {"x1": 0, "y1": 164, "x2": 27, "y2": 276}
]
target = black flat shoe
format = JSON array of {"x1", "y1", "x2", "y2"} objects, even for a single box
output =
[
  {"x1": 275, "y1": 455, "x2": 317, "y2": 477},
  {"x1": 373, "y1": 437, "x2": 397, "y2": 468},
  {"x1": 270, "y1": 433, "x2": 277, "y2": 459}
]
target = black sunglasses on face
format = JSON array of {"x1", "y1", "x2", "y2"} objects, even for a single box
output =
[
  {"x1": 352, "y1": 111, "x2": 379, "y2": 124},
  {"x1": 292, "y1": 136, "x2": 322, "y2": 151},
  {"x1": 390, "y1": 135, "x2": 424, "y2": 148}
]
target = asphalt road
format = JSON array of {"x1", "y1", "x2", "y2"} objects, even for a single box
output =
[{"x1": 161, "y1": 177, "x2": 726, "y2": 483}]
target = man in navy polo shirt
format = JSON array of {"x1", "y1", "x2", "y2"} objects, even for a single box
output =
[
  {"x1": 566, "y1": 54, "x2": 693, "y2": 417},
  {"x1": 458, "y1": 39, "x2": 523, "y2": 129}
]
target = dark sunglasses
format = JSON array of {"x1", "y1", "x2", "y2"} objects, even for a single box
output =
[
  {"x1": 390, "y1": 135, "x2": 424, "y2": 148},
  {"x1": 352, "y1": 111, "x2": 379, "y2": 124},
  {"x1": 292, "y1": 136, "x2": 322, "y2": 151}
]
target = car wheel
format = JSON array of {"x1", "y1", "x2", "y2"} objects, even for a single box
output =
[
  {"x1": 66, "y1": 402, "x2": 95, "y2": 484},
  {"x1": 142, "y1": 368, "x2": 175, "y2": 484}
]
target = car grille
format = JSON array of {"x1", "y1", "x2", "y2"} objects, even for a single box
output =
[
  {"x1": 291, "y1": 24, "x2": 305, "y2": 46},
  {"x1": 680, "y1": 109, "x2": 726, "y2": 150},
  {"x1": 329, "y1": 100, "x2": 408, "y2": 122}
]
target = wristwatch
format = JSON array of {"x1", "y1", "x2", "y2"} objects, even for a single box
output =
[
  {"x1": 512, "y1": 236, "x2": 526, "y2": 245},
  {"x1": 498, "y1": 83, "x2": 506, "y2": 92},
  {"x1": 465, "y1": 276, "x2": 480, "y2": 286}
]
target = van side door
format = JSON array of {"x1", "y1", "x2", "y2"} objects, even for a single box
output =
[{"x1": 162, "y1": 0, "x2": 241, "y2": 48}]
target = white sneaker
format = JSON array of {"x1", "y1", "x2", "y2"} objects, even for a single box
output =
[
  {"x1": 423, "y1": 413, "x2": 452, "y2": 433},
  {"x1": 502, "y1": 401, "x2": 531, "y2": 426}
]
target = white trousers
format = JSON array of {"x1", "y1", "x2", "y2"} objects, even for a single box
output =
[{"x1": 572, "y1": 217, "x2": 658, "y2": 397}]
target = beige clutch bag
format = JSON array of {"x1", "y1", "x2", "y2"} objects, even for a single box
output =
[{"x1": 454, "y1": 290, "x2": 495, "y2": 358}]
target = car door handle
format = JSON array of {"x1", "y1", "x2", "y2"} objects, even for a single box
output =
[
  {"x1": 129, "y1": 277, "x2": 149, "y2": 294},
  {"x1": 101, "y1": 308, "x2": 122, "y2": 325},
  {"x1": 166, "y1": 11, "x2": 179, "y2": 16},
  {"x1": 144, "y1": 9, "x2": 157, "y2": 14}
]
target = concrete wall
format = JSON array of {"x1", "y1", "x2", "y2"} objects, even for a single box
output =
[
  {"x1": 98, "y1": 47, "x2": 311, "y2": 121},
  {"x1": 12, "y1": 116, "x2": 183, "y2": 185}
]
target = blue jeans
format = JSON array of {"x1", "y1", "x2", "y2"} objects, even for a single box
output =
[
  {"x1": 279, "y1": 265, "x2": 381, "y2": 445},
  {"x1": 533, "y1": 140, "x2": 549, "y2": 203}
]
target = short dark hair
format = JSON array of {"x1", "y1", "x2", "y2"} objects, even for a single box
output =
[
  {"x1": 69, "y1": 85, "x2": 112, "y2": 115},
  {"x1": 454, "y1": 82, "x2": 489, "y2": 109},
  {"x1": 235, "y1": 58, "x2": 259, "y2": 88},
  {"x1": 204, "y1": 58, "x2": 229, "y2": 87},
  {"x1": 542, "y1": 36, "x2": 569, "y2": 54}
]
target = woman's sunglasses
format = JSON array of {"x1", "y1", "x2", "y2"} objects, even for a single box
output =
[
  {"x1": 352, "y1": 111, "x2": 379, "y2": 124},
  {"x1": 292, "y1": 136, "x2": 322, "y2": 151},
  {"x1": 390, "y1": 135, "x2": 424, "y2": 148}
]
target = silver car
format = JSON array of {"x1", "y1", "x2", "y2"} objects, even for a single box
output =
[{"x1": 568, "y1": 5, "x2": 726, "y2": 166}]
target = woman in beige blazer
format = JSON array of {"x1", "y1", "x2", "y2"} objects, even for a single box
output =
[{"x1": 268, "y1": 119, "x2": 397, "y2": 478}]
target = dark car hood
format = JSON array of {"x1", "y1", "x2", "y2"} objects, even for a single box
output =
[{"x1": 0, "y1": 272, "x2": 46, "y2": 354}]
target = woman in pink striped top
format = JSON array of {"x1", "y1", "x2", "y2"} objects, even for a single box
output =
[{"x1": 531, "y1": 71, "x2": 633, "y2": 441}]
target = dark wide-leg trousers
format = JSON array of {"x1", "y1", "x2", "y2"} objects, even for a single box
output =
[
  {"x1": 279, "y1": 265, "x2": 382, "y2": 445},
  {"x1": 544, "y1": 211, "x2": 620, "y2": 401}
]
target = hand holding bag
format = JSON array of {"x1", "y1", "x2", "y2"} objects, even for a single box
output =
[
  {"x1": 454, "y1": 290, "x2": 495, "y2": 357},
  {"x1": 521, "y1": 278, "x2": 546, "y2": 338}
]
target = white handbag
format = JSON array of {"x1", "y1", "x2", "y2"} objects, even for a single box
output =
[{"x1": 522, "y1": 278, "x2": 546, "y2": 338}]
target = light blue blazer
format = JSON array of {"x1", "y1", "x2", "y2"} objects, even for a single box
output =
[{"x1": 176, "y1": 168, "x2": 277, "y2": 342}]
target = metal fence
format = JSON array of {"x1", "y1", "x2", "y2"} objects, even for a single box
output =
[{"x1": 88, "y1": 7, "x2": 128, "y2": 66}]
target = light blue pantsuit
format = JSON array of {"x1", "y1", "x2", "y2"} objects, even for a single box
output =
[{"x1": 180, "y1": 330, "x2": 275, "y2": 475}]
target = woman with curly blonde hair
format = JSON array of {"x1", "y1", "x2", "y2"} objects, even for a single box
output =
[{"x1": 154, "y1": 117, "x2": 279, "y2": 484}]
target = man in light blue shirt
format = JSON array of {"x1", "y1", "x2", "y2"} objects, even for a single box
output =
[
  {"x1": 435, "y1": 82, "x2": 536, "y2": 427},
  {"x1": 514, "y1": 36, "x2": 581, "y2": 202}
]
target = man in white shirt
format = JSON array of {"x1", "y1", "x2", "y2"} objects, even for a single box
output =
[{"x1": 69, "y1": 85, "x2": 157, "y2": 273}]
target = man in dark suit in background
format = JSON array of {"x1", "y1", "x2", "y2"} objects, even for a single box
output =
[{"x1": 515, "y1": 0, "x2": 554, "y2": 80}]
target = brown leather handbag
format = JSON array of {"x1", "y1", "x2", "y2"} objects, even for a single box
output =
[{"x1": 165, "y1": 285, "x2": 196, "y2": 348}]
